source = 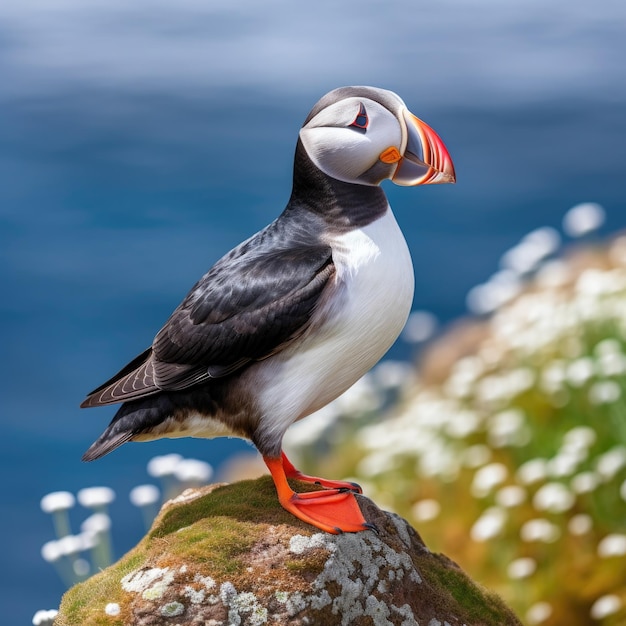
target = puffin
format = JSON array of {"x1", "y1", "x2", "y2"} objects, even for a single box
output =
[{"x1": 81, "y1": 86, "x2": 455, "y2": 534}]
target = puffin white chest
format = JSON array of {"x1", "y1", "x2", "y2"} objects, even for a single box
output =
[
  {"x1": 325, "y1": 206, "x2": 415, "y2": 370},
  {"x1": 256, "y1": 206, "x2": 414, "y2": 429}
]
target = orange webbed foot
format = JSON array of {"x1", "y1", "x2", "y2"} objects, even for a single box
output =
[
  {"x1": 264, "y1": 453, "x2": 372, "y2": 534},
  {"x1": 281, "y1": 451, "x2": 362, "y2": 494}
]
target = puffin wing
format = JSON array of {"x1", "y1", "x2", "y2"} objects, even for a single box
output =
[
  {"x1": 81, "y1": 242, "x2": 335, "y2": 407},
  {"x1": 80, "y1": 348, "x2": 157, "y2": 407}
]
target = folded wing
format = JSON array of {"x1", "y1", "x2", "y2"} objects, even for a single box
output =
[{"x1": 81, "y1": 243, "x2": 334, "y2": 408}]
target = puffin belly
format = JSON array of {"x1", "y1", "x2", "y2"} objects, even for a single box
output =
[{"x1": 256, "y1": 206, "x2": 414, "y2": 439}]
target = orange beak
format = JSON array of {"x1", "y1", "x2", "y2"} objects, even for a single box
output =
[{"x1": 391, "y1": 110, "x2": 456, "y2": 186}]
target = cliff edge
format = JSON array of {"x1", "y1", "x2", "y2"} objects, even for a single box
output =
[{"x1": 55, "y1": 476, "x2": 521, "y2": 625}]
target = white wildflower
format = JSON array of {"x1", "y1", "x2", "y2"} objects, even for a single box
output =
[
  {"x1": 470, "y1": 507, "x2": 507, "y2": 542},
  {"x1": 547, "y1": 452, "x2": 581, "y2": 478},
  {"x1": 596, "y1": 351, "x2": 626, "y2": 377},
  {"x1": 444, "y1": 356, "x2": 485, "y2": 399},
  {"x1": 373, "y1": 360, "x2": 412, "y2": 389},
  {"x1": 77, "y1": 487, "x2": 115, "y2": 509},
  {"x1": 595, "y1": 338, "x2": 623, "y2": 356},
  {"x1": 517, "y1": 459, "x2": 548, "y2": 485},
  {"x1": 411, "y1": 499, "x2": 441, "y2": 522},
  {"x1": 334, "y1": 374, "x2": 382, "y2": 414},
  {"x1": 40, "y1": 492, "x2": 75, "y2": 514},
  {"x1": 566, "y1": 357, "x2": 594, "y2": 387},
  {"x1": 532, "y1": 482, "x2": 575, "y2": 514},
  {"x1": 56, "y1": 535, "x2": 84, "y2": 557},
  {"x1": 535, "y1": 259, "x2": 571, "y2": 288},
  {"x1": 81, "y1": 513, "x2": 111, "y2": 534},
  {"x1": 563, "y1": 202, "x2": 605, "y2": 237},
  {"x1": 540, "y1": 360, "x2": 567, "y2": 394},
  {"x1": 520, "y1": 519, "x2": 560, "y2": 543},
  {"x1": 463, "y1": 444, "x2": 492, "y2": 468},
  {"x1": 130, "y1": 484, "x2": 160, "y2": 507},
  {"x1": 500, "y1": 227, "x2": 560, "y2": 275},
  {"x1": 594, "y1": 339, "x2": 626, "y2": 380},
  {"x1": 32, "y1": 610, "x2": 58, "y2": 626},
  {"x1": 147, "y1": 454, "x2": 183, "y2": 477},
  {"x1": 588, "y1": 380, "x2": 621, "y2": 405},
  {"x1": 466, "y1": 282, "x2": 505, "y2": 315},
  {"x1": 496, "y1": 485, "x2": 526, "y2": 508},
  {"x1": 597, "y1": 534, "x2": 626, "y2": 558},
  {"x1": 419, "y1": 445, "x2": 461, "y2": 482},
  {"x1": 445, "y1": 409, "x2": 481, "y2": 439},
  {"x1": 41, "y1": 541, "x2": 63, "y2": 563},
  {"x1": 286, "y1": 405, "x2": 339, "y2": 447},
  {"x1": 596, "y1": 446, "x2": 626, "y2": 480},
  {"x1": 568, "y1": 514, "x2": 593, "y2": 536},
  {"x1": 526, "y1": 602, "x2": 552, "y2": 624},
  {"x1": 104, "y1": 604, "x2": 120, "y2": 616},
  {"x1": 570, "y1": 472, "x2": 600, "y2": 494},
  {"x1": 488, "y1": 408, "x2": 527, "y2": 448},
  {"x1": 576, "y1": 268, "x2": 626, "y2": 297},
  {"x1": 174, "y1": 459, "x2": 213, "y2": 484},
  {"x1": 590, "y1": 595, "x2": 622, "y2": 620},
  {"x1": 402, "y1": 310, "x2": 438, "y2": 343},
  {"x1": 357, "y1": 450, "x2": 398, "y2": 477},
  {"x1": 563, "y1": 426, "x2": 596, "y2": 450},
  {"x1": 471, "y1": 463, "x2": 508, "y2": 498},
  {"x1": 507, "y1": 557, "x2": 536, "y2": 579}
]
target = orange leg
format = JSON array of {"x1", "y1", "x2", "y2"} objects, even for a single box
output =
[
  {"x1": 264, "y1": 453, "x2": 374, "y2": 534},
  {"x1": 281, "y1": 451, "x2": 362, "y2": 494}
]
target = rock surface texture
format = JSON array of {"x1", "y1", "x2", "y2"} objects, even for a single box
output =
[{"x1": 55, "y1": 477, "x2": 521, "y2": 625}]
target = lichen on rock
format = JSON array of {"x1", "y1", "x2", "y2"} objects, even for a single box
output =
[{"x1": 55, "y1": 476, "x2": 521, "y2": 625}]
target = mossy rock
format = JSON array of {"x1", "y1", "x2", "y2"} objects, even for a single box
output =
[{"x1": 56, "y1": 476, "x2": 521, "y2": 625}]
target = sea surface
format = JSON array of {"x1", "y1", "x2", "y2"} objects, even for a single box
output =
[{"x1": 1, "y1": 2, "x2": 626, "y2": 622}]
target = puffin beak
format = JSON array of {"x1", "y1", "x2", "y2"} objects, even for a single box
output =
[{"x1": 391, "y1": 109, "x2": 456, "y2": 186}]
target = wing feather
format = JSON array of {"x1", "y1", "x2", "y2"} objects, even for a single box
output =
[{"x1": 81, "y1": 236, "x2": 335, "y2": 408}]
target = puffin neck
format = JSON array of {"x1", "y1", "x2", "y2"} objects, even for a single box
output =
[{"x1": 287, "y1": 139, "x2": 389, "y2": 232}]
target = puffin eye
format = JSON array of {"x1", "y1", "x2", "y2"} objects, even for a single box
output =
[{"x1": 349, "y1": 103, "x2": 368, "y2": 130}]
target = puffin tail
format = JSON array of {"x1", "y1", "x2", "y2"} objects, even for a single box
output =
[
  {"x1": 82, "y1": 428, "x2": 134, "y2": 462},
  {"x1": 82, "y1": 396, "x2": 170, "y2": 461}
]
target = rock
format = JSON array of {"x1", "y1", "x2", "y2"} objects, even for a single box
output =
[{"x1": 55, "y1": 476, "x2": 521, "y2": 625}]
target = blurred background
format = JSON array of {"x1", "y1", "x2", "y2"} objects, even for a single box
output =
[{"x1": 2, "y1": 1, "x2": 626, "y2": 624}]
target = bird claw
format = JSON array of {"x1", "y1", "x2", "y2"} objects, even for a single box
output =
[{"x1": 362, "y1": 522, "x2": 379, "y2": 534}]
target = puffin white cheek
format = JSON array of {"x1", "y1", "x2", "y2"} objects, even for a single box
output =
[{"x1": 300, "y1": 127, "x2": 373, "y2": 183}]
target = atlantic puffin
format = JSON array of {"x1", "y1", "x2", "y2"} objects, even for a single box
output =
[{"x1": 81, "y1": 86, "x2": 455, "y2": 534}]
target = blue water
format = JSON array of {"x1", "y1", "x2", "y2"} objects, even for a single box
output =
[{"x1": 1, "y1": 2, "x2": 626, "y2": 622}]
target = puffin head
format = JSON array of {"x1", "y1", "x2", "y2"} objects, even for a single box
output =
[{"x1": 299, "y1": 86, "x2": 456, "y2": 187}]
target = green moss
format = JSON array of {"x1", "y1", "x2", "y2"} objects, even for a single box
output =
[
  {"x1": 421, "y1": 553, "x2": 521, "y2": 626},
  {"x1": 165, "y1": 516, "x2": 258, "y2": 575},
  {"x1": 150, "y1": 476, "x2": 307, "y2": 538},
  {"x1": 56, "y1": 551, "x2": 146, "y2": 626}
]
